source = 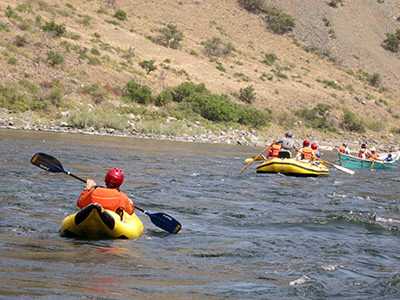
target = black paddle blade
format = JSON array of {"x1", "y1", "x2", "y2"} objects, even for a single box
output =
[
  {"x1": 147, "y1": 212, "x2": 182, "y2": 234},
  {"x1": 30, "y1": 152, "x2": 65, "y2": 173}
]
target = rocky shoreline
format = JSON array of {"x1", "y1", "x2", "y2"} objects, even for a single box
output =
[{"x1": 1, "y1": 109, "x2": 398, "y2": 154}]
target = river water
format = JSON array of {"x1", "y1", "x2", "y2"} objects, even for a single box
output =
[{"x1": 1, "y1": 129, "x2": 400, "y2": 299}]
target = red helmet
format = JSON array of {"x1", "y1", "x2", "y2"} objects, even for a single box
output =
[
  {"x1": 311, "y1": 143, "x2": 318, "y2": 150},
  {"x1": 303, "y1": 140, "x2": 310, "y2": 147},
  {"x1": 105, "y1": 168, "x2": 124, "y2": 188}
]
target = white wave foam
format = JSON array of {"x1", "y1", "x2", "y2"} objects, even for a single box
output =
[{"x1": 290, "y1": 275, "x2": 311, "y2": 286}]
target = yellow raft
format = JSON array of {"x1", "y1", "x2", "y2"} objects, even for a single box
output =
[
  {"x1": 60, "y1": 203, "x2": 144, "y2": 239},
  {"x1": 256, "y1": 158, "x2": 329, "y2": 177}
]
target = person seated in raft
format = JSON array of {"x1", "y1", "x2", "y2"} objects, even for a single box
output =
[
  {"x1": 311, "y1": 143, "x2": 322, "y2": 158},
  {"x1": 275, "y1": 131, "x2": 298, "y2": 158},
  {"x1": 358, "y1": 143, "x2": 371, "y2": 159},
  {"x1": 265, "y1": 142, "x2": 282, "y2": 159},
  {"x1": 77, "y1": 168, "x2": 134, "y2": 216},
  {"x1": 338, "y1": 143, "x2": 350, "y2": 154},
  {"x1": 368, "y1": 147, "x2": 380, "y2": 160},
  {"x1": 384, "y1": 153, "x2": 393, "y2": 162},
  {"x1": 295, "y1": 140, "x2": 314, "y2": 161}
]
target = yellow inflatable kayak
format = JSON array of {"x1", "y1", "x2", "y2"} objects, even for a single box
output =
[
  {"x1": 256, "y1": 158, "x2": 329, "y2": 177},
  {"x1": 60, "y1": 203, "x2": 144, "y2": 239}
]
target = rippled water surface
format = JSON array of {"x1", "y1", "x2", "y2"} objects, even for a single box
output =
[{"x1": 1, "y1": 129, "x2": 400, "y2": 299}]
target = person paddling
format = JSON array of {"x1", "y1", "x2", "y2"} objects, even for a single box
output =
[
  {"x1": 77, "y1": 168, "x2": 134, "y2": 216},
  {"x1": 296, "y1": 140, "x2": 314, "y2": 161},
  {"x1": 275, "y1": 132, "x2": 298, "y2": 158}
]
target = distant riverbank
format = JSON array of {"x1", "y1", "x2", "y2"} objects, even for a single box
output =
[{"x1": 1, "y1": 109, "x2": 398, "y2": 154}]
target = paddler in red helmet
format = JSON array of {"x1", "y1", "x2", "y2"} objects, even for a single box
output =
[{"x1": 77, "y1": 168, "x2": 134, "y2": 215}]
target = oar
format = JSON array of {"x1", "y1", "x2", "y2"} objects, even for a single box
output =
[
  {"x1": 240, "y1": 138, "x2": 278, "y2": 172},
  {"x1": 244, "y1": 156, "x2": 264, "y2": 162},
  {"x1": 30, "y1": 152, "x2": 182, "y2": 234},
  {"x1": 370, "y1": 159, "x2": 375, "y2": 170},
  {"x1": 295, "y1": 149, "x2": 355, "y2": 175},
  {"x1": 315, "y1": 157, "x2": 355, "y2": 175}
]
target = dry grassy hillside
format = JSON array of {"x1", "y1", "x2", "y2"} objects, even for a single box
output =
[{"x1": 0, "y1": 0, "x2": 399, "y2": 148}]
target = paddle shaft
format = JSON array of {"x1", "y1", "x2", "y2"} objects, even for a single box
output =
[{"x1": 240, "y1": 138, "x2": 278, "y2": 172}]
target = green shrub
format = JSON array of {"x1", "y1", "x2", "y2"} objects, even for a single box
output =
[
  {"x1": 41, "y1": 20, "x2": 66, "y2": 37},
  {"x1": 340, "y1": 109, "x2": 365, "y2": 133},
  {"x1": 203, "y1": 37, "x2": 234, "y2": 57},
  {"x1": 15, "y1": 35, "x2": 27, "y2": 47},
  {"x1": 237, "y1": 0, "x2": 265, "y2": 13},
  {"x1": 318, "y1": 79, "x2": 343, "y2": 90},
  {"x1": 294, "y1": 103, "x2": 337, "y2": 132},
  {"x1": 383, "y1": 31, "x2": 400, "y2": 51},
  {"x1": 170, "y1": 82, "x2": 208, "y2": 102},
  {"x1": 236, "y1": 105, "x2": 271, "y2": 128},
  {"x1": 190, "y1": 94, "x2": 239, "y2": 123},
  {"x1": 263, "y1": 5, "x2": 295, "y2": 34},
  {"x1": 261, "y1": 53, "x2": 278, "y2": 65},
  {"x1": 154, "y1": 90, "x2": 173, "y2": 107},
  {"x1": 238, "y1": 85, "x2": 256, "y2": 104},
  {"x1": 124, "y1": 80, "x2": 153, "y2": 104},
  {"x1": 88, "y1": 56, "x2": 101, "y2": 65},
  {"x1": 216, "y1": 63, "x2": 226, "y2": 72},
  {"x1": 154, "y1": 24, "x2": 183, "y2": 49},
  {"x1": 328, "y1": 0, "x2": 342, "y2": 8},
  {"x1": 114, "y1": 9, "x2": 127, "y2": 20},
  {"x1": 367, "y1": 72, "x2": 381, "y2": 87},
  {"x1": 46, "y1": 51, "x2": 64, "y2": 66},
  {"x1": 0, "y1": 84, "x2": 30, "y2": 112},
  {"x1": 139, "y1": 60, "x2": 157, "y2": 74}
]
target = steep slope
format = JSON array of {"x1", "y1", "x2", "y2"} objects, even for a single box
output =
[{"x1": 0, "y1": 0, "x2": 399, "y2": 147}]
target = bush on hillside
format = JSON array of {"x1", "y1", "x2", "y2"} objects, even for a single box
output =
[
  {"x1": 294, "y1": 103, "x2": 338, "y2": 132},
  {"x1": 0, "y1": 84, "x2": 30, "y2": 112},
  {"x1": 190, "y1": 94, "x2": 239, "y2": 123},
  {"x1": 261, "y1": 53, "x2": 278, "y2": 66},
  {"x1": 238, "y1": 1, "x2": 295, "y2": 34},
  {"x1": 237, "y1": 0, "x2": 265, "y2": 13},
  {"x1": 328, "y1": 0, "x2": 343, "y2": 8},
  {"x1": 170, "y1": 82, "x2": 208, "y2": 102},
  {"x1": 366, "y1": 73, "x2": 381, "y2": 87},
  {"x1": 203, "y1": 37, "x2": 234, "y2": 57},
  {"x1": 237, "y1": 105, "x2": 272, "y2": 128},
  {"x1": 154, "y1": 90, "x2": 173, "y2": 107},
  {"x1": 340, "y1": 109, "x2": 366, "y2": 133},
  {"x1": 238, "y1": 85, "x2": 256, "y2": 104},
  {"x1": 382, "y1": 30, "x2": 400, "y2": 52},
  {"x1": 263, "y1": 5, "x2": 295, "y2": 34},
  {"x1": 139, "y1": 60, "x2": 157, "y2": 74},
  {"x1": 114, "y1": 9, "x2": 127, "y2": 21},
  {"x1": 41, "y1": 20, "x2": 66, "y2": 37},
  {"x1": 124, "y1": 81, "x2": 153, "y2": 104},
  {"x1": 154, "y1": 24, "x2": 183, "y2": 49}
]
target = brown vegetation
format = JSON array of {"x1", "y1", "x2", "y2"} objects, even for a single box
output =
[{"x1": 0, "y1": 0, "x2": 399, "y2": 147}]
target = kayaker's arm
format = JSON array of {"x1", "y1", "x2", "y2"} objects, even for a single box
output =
[{"x1": 84, "y1": 179, "x2": 96, "y2": 190}]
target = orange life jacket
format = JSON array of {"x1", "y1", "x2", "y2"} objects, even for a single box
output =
[
  {"x1": 313, "y1": 149, "x2": 319, "y2": 157},
  {"x1": 77, "y1": 187, "x2": 134, "y2": 215},
  {"x1": 302, "y1": 147, "x2": 313, "y2": 160},
  {"x1": 338, "y1": 146, "x2": 345, "y2": 153},
  {"x1": 358, "y1": 149, "x2": 365, "y2": 158},
  {"x1": 370, "y1": 153, "x2": 379, "y2": 160},
  {"x1": 271, "y1": 144, "x2": 282, "y2": 157}
]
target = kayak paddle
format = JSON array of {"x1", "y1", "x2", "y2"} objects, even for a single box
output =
[{"x1": 30, "y1": 152, "x2": 182, "y2": 234}]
